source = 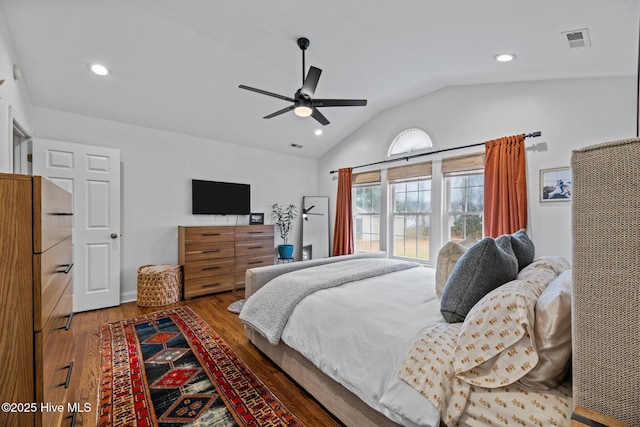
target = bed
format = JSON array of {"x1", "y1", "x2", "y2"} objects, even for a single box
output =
[{"x1": 239, "y1": 243, "x2": 574, "y2": 427}]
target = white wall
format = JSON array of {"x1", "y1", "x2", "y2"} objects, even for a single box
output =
[
  {"x1": 319, "y1": 76, "x2": 636, "y2": 261},
  {"x1": 31, "y1": 107, "x2": 317, "y2": 301},
  {"x1": 0, "y1": 6, "x2": 33, "y2": 172}
]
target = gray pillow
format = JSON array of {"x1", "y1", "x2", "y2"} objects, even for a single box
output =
[
  {"x1": 440, "y1": 237, "x2": 519, "y2": 323},
  {"x1": 496, "y1": 229, "x2": 535, "y2": 271}
]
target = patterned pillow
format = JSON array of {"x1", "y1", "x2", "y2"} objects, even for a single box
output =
[
  {"x1": 434, "y1": 236, "x2": 477, "y2": 299},
  {"x1": 440, "y1": 237, "x2": 518, "y2": 323},
  {"x1": 453, "y1": 257, "x2": 568, "y2": 388}
]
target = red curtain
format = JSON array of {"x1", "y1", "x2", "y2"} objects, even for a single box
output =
[
  {"x1": 484, "y1": 135, "x2": 528, "y2": 237},
  {"x1": 332, "y1": 168, "x2": 354, "y2": 256}
]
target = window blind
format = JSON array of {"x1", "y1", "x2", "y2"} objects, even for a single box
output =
[
  {"x1": 352, "y1": 170, "x2": 381, "y2": 184},
  {"x1": 387, "y1": 161, "x2": 432, "y2": 180},
  {"x1": 441, "y1": 153, "x2": 485, "y2": 174}
]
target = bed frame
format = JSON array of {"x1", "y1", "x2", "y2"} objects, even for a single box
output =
[{"x1": 244, "y1": 252, "x2": 404, "y2": 427}]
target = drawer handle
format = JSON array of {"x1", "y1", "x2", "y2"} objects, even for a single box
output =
[
  {"x1": 61, "y1": 263, "x2": 74, "y2": 274},
  {"x1": 202, "y1": 283, "x2": 220, "y2": 288},
  {"x1": 52, "y1": 212, "x2": 74, "y2": 216},
  {"x1": 248, "y1": 261, "x2": 264, "y2": 265},
  {"x1": 59, "y1": 312, "x2": 74, "y2": 331},
  {"x1": 202, "y1": 233, "x2": 221, "y2": 236},
  {"x1": 202, "y1": 266, "x2": 220, "y2": 271},
  {"x1": 248, "y1": 231, "x2": 264, "y2": 234},
  {"x1": 62, "y1": 361, "x2": 74, "y2": 389},
  {"x1": 202, "y1": 249, "x2": 220, "y2": 254},
  {"x1": 248, "y1": 246, "x2": 263, "y2": 249}
]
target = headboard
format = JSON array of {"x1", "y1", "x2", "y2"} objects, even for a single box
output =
[{"x1": 571, "y1": 138, "x2": 640, "y2": 425}]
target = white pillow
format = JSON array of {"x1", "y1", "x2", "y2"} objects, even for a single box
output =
[
  {"x1": 434, "y1": 236, "x2": 477, "y2": 299},
  {"x1": 519, "y1": 270, "x2": 572, "y2": 390}
]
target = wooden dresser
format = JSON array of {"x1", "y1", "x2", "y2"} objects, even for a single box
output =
[
  {"x1": 178, "y1": 225, "x2": 274, "y2": 298},
  {"x1": 0, "y1": 174, "x2": 75, "y2": 427}
]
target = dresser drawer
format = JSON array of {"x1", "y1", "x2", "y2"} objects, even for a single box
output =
[
  {"x1": 183, "y1": 242, "x2": 234, "y2": 262},
  {"x1": 33, "y1": 176, "x2": 73, "y2": 254},
  {"x1": 183, "y1": 258, "x2": 234, "y2": 279},
  {"x1": 181, "y1": 226, "x2": 235, "y2": 244},
  {"x1": 184, "y1": 274, "x2": 235, "y2": 298},
  {"x1": 235, "y1": 237, "x2": 274, "y2": 258},
  {"x1": 35, "y1": 281, "x2": 74, "y2": 427},
  {"x1": 235, "y1": 254, "x2": 274, "y2": 279},
  {"x1": 235, "y1": 225, "x2": 274, "y2": 241},
  {"x1": 33, "y1": 237, "x2": 73, "y2": 332}
]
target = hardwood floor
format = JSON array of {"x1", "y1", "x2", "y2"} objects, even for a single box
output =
[{"x1": 70, "y1": 290, "x2": 342, "y2": 427}]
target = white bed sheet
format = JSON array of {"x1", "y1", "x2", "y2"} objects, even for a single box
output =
[{"x1": 281, "y1": 265, "x2": 444, "y2": 427}]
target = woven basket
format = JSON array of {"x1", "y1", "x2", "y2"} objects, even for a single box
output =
[{"x1": 137, "y1": 264, "x2": 182, "y2": 307}]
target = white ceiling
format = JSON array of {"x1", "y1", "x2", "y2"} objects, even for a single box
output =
[{"x1": 1, "y1": 0, "x2": 638, "y2": 158}]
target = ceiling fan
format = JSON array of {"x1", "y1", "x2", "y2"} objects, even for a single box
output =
[
  {"x1": 302, "y1": 205, "x2": 324, "y2": 221},
  {"x1": 239, "y1": 37, "x2": 367, "y2": 126}
]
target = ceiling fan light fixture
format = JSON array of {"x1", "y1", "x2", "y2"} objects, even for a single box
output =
[
  {"x1": 494, "y1": 53, "x2": 516, "y2": 62},
  {"x1": 89, "y1": 63, "x2": 109, "y2": 76},
  {"x1": 294, "y1": 105, "x2": 313, "y2": 117}
]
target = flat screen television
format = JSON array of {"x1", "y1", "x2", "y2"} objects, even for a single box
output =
[{"x1": 192, "y1": 179, "x2": 251, "y2": 215}]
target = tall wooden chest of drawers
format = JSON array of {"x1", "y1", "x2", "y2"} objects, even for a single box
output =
[
  {"x1": 0, "y1": 174, "x2": 75, "y2": 427},
  {"x1": 178, "y1": 225, "x2": 274, "y2": 298}
]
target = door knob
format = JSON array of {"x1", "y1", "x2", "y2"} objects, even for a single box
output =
[{"x1": 110, "y1": 233, "x2": 118, "y2": 239}]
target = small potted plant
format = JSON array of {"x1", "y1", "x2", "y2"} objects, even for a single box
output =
[{"x1": 271, "y1": 203, "x2": 297, "y2": 259}]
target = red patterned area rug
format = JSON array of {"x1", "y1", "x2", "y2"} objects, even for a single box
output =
[{"x1": 98, "y1": 306, "x2": 303, "y2": 426}]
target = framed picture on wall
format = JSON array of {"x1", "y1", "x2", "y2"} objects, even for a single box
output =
[
  {"x1": 540, "y1": 167, "x2": 571, "y2": 202},
  {"x1": 249, "y1": 213, "x2": 264, "y2": 224}
]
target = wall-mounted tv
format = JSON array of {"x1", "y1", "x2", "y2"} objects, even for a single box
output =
[{"x1": 192, "y1": 179, "x2": 251, "y2": 215}]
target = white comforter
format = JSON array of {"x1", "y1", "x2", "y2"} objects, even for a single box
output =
[{"x1": 280, "y1": 266, "x2": 445, "y2": 427}]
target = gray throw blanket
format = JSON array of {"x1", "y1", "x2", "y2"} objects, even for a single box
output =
[{"x1": 239, "y1": 258, "x2": 419, "y2": 344}]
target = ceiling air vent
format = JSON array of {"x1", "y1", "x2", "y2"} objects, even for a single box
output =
[{"x1": 562, "y1": 29, "x2": 591, "y2": 49}]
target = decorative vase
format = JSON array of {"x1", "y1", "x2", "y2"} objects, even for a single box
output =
[{"x1": 278, "y1": 244, "x2": 294, "y2": 259}]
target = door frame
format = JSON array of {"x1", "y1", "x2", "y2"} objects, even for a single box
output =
[{"x1": 9, "y1": 106, "x2": 32, "y2": 175}]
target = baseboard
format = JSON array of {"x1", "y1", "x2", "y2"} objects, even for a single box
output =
[{"x1": 120, "y1": 290, "x2": 137, "y2": 304}]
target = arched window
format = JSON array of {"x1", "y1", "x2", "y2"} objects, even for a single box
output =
[{"x1": 388, "y1": 128, "x2": 433, "y2": 157}]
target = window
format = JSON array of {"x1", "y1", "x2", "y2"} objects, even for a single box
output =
[
  {"x1": 444, "y1": 171, "x2": 484, "y2": 242},
  {"x1": 353, "y1": 184, "x2": 381, "y2": 252},
  {"x1": 390, "y1": 177, "x2": 431, "y2": 260},
  {"x1": 388, "y1": 128, "x2": 433, "y2": 157},
  {"x1": 387, "y1": 161, "x2": 432, "y2": 261},
  {"x1": 352, "y1": 170, "x2": 382, "y2": 252}
]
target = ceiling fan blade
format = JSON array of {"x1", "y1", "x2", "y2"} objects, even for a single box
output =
[
  {"x1": 263, "y1": 105, "x2": 295, "y2": 119},
  {"x1": 314, "y1": 99, "x2": 367, "y2": 107},
  {"x1": 301, "y1": 66, "x2": 322, "y2": 97},
  {"x1": 239, "y1": 85, "x2": 295, "y2": 102},
  {"x1": 311, "y1": 108, "x2": 330, "y2": 126}
]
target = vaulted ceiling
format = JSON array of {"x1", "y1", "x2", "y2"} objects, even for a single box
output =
[{"x1": 1, "y1": 0, "x2": 638, "y2": 158}]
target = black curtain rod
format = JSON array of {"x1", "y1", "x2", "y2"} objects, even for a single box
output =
[{"x1": 329, "y1": 131, "x2": 542, "y2": 174}]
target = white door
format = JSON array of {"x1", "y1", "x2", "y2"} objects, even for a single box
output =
[{"x1": 33, "y1": 138, "x2": 121, "y2": 312}]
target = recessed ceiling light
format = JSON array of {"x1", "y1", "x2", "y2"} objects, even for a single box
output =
[
  {"x1": 89, "y1": 63, "x2": 109, "y2": 76},
  {"x1": 494, "y1": 53, "x2": 516, "y2": 62},
  {"x1": 314, "y1": 129, "x2": 323, "y2": 136}
]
